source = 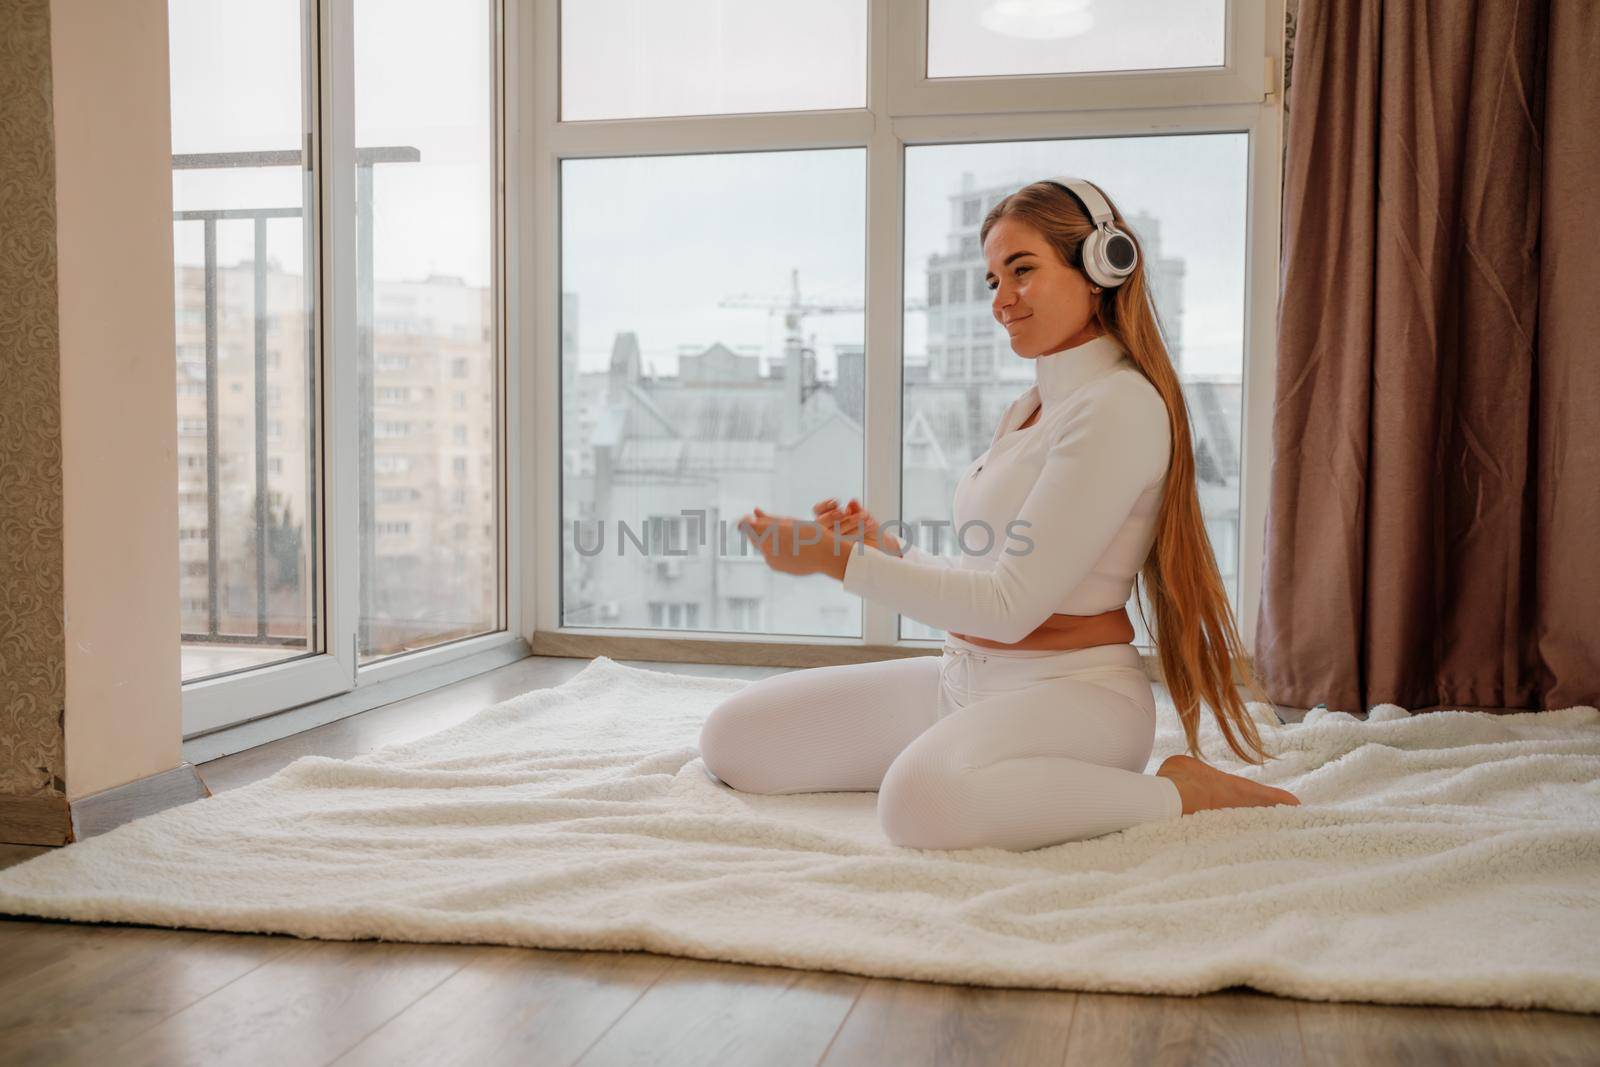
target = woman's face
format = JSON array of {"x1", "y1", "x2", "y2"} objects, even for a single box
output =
[{"x1": 984, "y1": 215, "x2": 1101, "y2": 358}]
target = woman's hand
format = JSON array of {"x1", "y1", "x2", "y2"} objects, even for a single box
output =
[
  {"x1": 737, "y1": 506, "x2": 851, "y2": 581},
  {"x1": 812, "y1": 497, "x2": 903, "y2": 556}
]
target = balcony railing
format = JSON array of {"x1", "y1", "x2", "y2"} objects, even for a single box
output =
[{"x1": 173, "y1": 146, "x2": 420, "y2": 659}]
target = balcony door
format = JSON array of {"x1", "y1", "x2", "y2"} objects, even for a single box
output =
[{"x1": 170, "y1": 0, "x2": 504, "y2": 735}]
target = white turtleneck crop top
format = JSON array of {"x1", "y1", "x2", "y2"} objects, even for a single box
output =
[{"x1": 840, "y1": 333, "x2": 1171, "y2": 645}]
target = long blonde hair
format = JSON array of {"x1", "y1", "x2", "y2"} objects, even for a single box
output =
[{"x1": 981, "y1": 180, "x2": 1276, "y2": 765}]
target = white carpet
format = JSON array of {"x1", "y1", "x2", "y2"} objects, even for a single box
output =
[{"x1": 2, "y1": 655, "x2": 1598, "y2": 1014}]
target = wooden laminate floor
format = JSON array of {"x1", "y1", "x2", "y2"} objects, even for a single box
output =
[{"x1": 1, "y1": 655, "x2": 1595, "y2": 1066}]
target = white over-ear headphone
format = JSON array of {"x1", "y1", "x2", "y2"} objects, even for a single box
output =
[{"x1": 1043, "y1": 176, "x2": 1139, "y2": 289}]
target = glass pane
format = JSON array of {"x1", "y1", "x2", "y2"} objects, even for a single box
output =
[
  {"x1": 561, "y1": 150, "x2": 866, "y2": 637},
  {"x1": 928, "y1": 0, "x2": 1226, "y2": 79},
  {"x1": 560, "y1": 0, "x2": 866, "y2": 120},
  {"x1": 355, "y1": 0, "x2": 499, "y2": 662},
  {"x1": 169, "y1": 0, "x2": 318, "y2": 683},
  {"x1": 901, "y1": 135, "x2": 1249, "y2": 645}
]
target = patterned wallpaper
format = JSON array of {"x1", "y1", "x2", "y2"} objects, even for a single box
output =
[
  {"x1": 1279, "y1": 0, "x2": 1298, "y2": 258},
  {"x1": 0, "y1": 0, "x2": 67, "y2": 800},
  {"x1": 1285, "y1": 0, "x2": 1298, "y2": 106}
]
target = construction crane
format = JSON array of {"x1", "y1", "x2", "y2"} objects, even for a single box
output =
[{"x1": 719, "y1": 268, "x2": 927, "y2": 401}]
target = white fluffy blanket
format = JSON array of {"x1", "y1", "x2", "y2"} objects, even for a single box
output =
[{"x1": 2, "y1": 656, "x2": 1597, "y2": 1013}]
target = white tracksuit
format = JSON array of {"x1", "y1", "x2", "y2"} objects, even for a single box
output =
[{"x1": 699, "y1": 334, "x2": 1186, "y2": 850}]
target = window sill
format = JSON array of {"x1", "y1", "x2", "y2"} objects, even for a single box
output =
[
  {"x1": 529, "y1": 628, "x2": 1200, "y2": 680},
  {"x1": 183, "y1": 632, "x2": 530, "y2": 763}
]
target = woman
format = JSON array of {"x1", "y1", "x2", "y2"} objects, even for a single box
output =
[{"x1": 699, "y1": 177, "x2": 1299, "y2": 851}]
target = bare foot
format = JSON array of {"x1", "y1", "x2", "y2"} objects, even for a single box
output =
[{"x1": 1156, "y1": 754, "x2": 1302, "y2": 816}]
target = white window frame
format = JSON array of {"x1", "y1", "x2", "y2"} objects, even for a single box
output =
[
  {"x1": 181, "y1": 0, "x2": 522, "y2": 742},
  {"x1": 891, "y1": 0, "x2": 1269, "y2": 115},
  {"x1": 526, "y1": 0, "x2": 1283, "y2": 655}
]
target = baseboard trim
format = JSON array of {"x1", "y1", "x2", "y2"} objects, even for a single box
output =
[
  {"x1": 69, "y1": 762, "x2": 213, "y2": 841},
  {"x1": 0, "y1": 762, "x2": 213, "y2": 847},
  {"x1": 0, "y1": 792, "x2": 74, "y2": 847}
]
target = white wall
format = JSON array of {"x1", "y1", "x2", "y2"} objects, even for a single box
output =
[{"x1": 52, "y1": 0, "x2": 183, "y2": 798}]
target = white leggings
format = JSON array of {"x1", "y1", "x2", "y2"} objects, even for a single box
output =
[{"x1": 697, "y1": 638, "x2": 1185, "y2": 852}]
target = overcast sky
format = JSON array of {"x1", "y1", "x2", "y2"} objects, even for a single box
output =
[
  {"x1": 169, "y1": 0, "x2": 492, "y2": 295},
  {"x1": 562, "y1": 134, "x2": 1247, "y2": 379},
  {"x1": 169, "y1": 0, "x2": 1248, "y2": 380}
]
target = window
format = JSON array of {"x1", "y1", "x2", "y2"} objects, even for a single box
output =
[
  {"x1": 725, "y1": 596, "x2": 762, "y2": 632},
  {"x1": 647, "y1": 601, "x2": 701, "y2": 630},
  {"x1": 1206, "y1": 516, "x2": 1239, "y2": 605},
  {"x1": 355, "y1": 0, "x2": 500, "y2": 665},
  {"x1": 169, "y1": 0, "x2": 317, "y2": 682},
  {"x1": 646, "y1": 514, "x2": 692, "y2": 554},
  {"x1": 559, "y1": 150, "x2": 866, "y2": 638},
  {"x1": 928, "y1": 0, "x2": 1227, "y2": 79},
  {"x1": 168, "y1": 0, "x2": 504, "y2": 734},
  {"x1": 561, "y1": 1, "x2": 866, "y2": 121},
  {"x1": 902, "y1": 135, "x2": 1251, "y2": 643},
  {"x1": 540, "y1": 0, "x2": 1277, "y2": 654}
]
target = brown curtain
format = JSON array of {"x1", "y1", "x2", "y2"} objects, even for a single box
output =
[{"x1": 1256, "y1": 0, "x2": 1599, "y2": 715}]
